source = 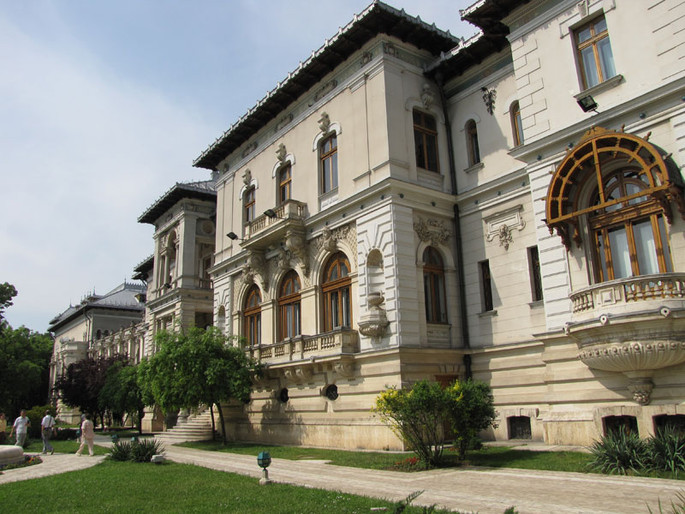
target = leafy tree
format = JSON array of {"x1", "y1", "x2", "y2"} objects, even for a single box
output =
[
  {"x1": 0, "y1": 282, "x2": 18, "y2": 323},
  {"x1": 374, "y1": 379, "x2": 497, "y2": 468},
  {"x1": 55, "y1": 354, "x2": 126, "y2": 427},
  {"x1": 447, "y1": 379, "x2": 497, "y2": 460},
  {"x1": 138, "y1": 327, "x2": 258, "y2": 443},
  {"x1": 374, "y1": 380, "x2": 452, "y2": 468},
  {"x1": 99, "y1": 362, "x2": 145, "y2": 433},
  {"x1": 0, "y1": 325, "x2": 54, "y2": 416}
]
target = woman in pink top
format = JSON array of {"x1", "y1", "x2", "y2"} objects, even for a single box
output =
[{"x1": 75, "y1": 414, "x2": 95, "y2": 456}]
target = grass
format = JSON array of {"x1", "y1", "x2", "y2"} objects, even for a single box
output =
[
  {"x1": 4, "y1": 438, "x2": 111, "y2": 456},
  {"x1": 0, "y1": 460, "x2": 451, "y2": 513},
  {"x1": 179, "y1": 440, "x2": 595, "y2": 473}
]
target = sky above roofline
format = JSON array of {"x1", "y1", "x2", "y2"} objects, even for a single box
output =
[{"x1": 0, "y1": 0, "x2": 477, "y2": 332}]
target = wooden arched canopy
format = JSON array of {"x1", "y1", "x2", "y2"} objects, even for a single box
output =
[{"x1": 545, "y1": 127, "x2": 685, "y2": 249}]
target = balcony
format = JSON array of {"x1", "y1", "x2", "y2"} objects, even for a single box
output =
[
  {"x1": 248, "y1": 329, "x2": 359, "y2": 366},
  {"x1": 243, "y1": 200, "x2": 307, "y2": 246},
  {"x1": 567, "y1": 274, "x2": 685, "y2": 405}
]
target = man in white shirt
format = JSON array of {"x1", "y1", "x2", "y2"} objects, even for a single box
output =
[
  {"x1": 41, "y1": 410, "x2": 56, "y2": 454},
  {"x1": 9, "y1": 409, "x2": 30, "y2": 447}
]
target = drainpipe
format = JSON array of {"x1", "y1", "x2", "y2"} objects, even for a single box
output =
[{"x1": 434, "y1": 72, "x2": 472, "y2": 379}]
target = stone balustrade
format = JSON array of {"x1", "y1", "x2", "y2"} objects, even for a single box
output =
[{"x1": 248, "y1": 329, "x2": 358, "y2": 365}]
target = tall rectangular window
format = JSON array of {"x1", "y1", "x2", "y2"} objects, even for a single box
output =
[
  {"x1": 575, "y1": 15, "x2": 616, "y2": 89},
  {"x1": 320, "y1": 135, "x2": 338, "y2": 194},
  {"x1": 244, "y1": 187, "x2": 256, "y2": 223},
  {"x1": 528, "y1": 246, "x2": 543, "y2": 302},
  {"x1": 479, "y1": 260, "x2": 493, "y2": 312},
  {"x1": 279, "y1": 164, "x2": 292, "y2": 204},
  {"x1": 413, "y1": 109, "x2": 439, "y2": 172}
]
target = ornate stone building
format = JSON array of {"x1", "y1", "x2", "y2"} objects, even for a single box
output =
[
  {"x1": 48, "y1": 282, "x2": 146, "y2": 423},
  {"x1": 181, "y1": 0, "x2": 685, "y2": 449}
]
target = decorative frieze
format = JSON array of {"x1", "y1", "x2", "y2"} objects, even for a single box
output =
[
  {"x1": 413, "y1": 217, "x2": 450, "y2": 246},
  {"x1": 484, "y1": 205, "x2": 525, "y2": 250}
]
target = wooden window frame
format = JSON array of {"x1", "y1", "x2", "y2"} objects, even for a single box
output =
[
  {"x1": 320, "y1": 134, "x2": 338, "y2": 194},
  {"x1": 278, "y1": 164, "x2": 292, "y2": 205},
  {"x1": 479, "y1": 260, "x2": 494, "y2": 312},
  {"x1": 423, "y1": 247, "x2": 447, "y2": 324},
  {"x1": 574, "y1": 15, "x2": 615, "y2": 90},
  {"x1": 243, "y1": 187, "x2": 256, "y2": 224},
  {"x1": 466, "y1": 119, "x2": 480, "y2": 167},
  {"x1": 278, "y1": 270, "x2": 301, "y2": 341},
  {"x1": 511, "y1": 101, "x2": 523, "y2": 147},
  {"x1": 322, "y1": 252, "x2": 351, "y2": 331},
  {"x1": 243, "y1": 285, "x2": 261, "y2": 347},
  {"x1": 413, "y1": 109, "x2": 439, "y2": 172}
]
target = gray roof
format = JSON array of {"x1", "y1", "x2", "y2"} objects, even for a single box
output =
[
  {"x1": 193, "y1": 0, "x2": 461, "y2": 171},
  {"x1": 138, "y1": 179, "x2": 216, "y2": 225},
  {"x1": 48, "y1": 281, "x2": 145, "y2": 331}
]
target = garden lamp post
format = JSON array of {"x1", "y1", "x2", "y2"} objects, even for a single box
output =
[{"x1": 257, "y1": 451, "x2": 272, "y2": 485}]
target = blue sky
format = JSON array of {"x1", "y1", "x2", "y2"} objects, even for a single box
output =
[{"x1": 0, "y1": 0, "x2": 477, "y2": 332}]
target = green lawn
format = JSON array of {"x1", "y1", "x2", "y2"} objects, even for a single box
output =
[
  {"x1": 0, "y1": 460, "x2": 451, "y2": 513},
  {"x1": 178, "y1": 440, "x2": 596, "y2": 473}
]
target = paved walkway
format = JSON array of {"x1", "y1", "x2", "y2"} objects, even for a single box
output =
[{"x1": 1, "y1": 438, "x2": 683, "y2": 513}]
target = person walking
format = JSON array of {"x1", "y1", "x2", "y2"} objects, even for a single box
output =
[
  {"x1": 75, "y1": 413, "x2": 95, "y2": 456},
  {"x1": 0, "y1": 412, "x2": 7, "y2": 444},
  {"x1": 9, "y1": 409, "x2": 30, "y2": 447},
  {"x1": 41, "y1": 410, "x2": 56, "y2": 454}
]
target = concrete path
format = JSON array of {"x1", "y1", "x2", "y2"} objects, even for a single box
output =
[{"x1": 1, "y1": 438, "x2": 684, "y2": 513}]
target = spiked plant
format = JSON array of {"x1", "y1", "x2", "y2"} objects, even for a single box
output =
[
  {"x1": 647, "y1": 427, "x2": 685, "y2": 475},
  {"x1": 588, "y1": 427, "x2": 648, "y2": 474}
]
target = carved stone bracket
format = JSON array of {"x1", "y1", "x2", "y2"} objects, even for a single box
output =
[
  {"x1": 421, "y1": 84, "x2": 435, "y2": 110},
  {"x1": 334, "y1": 359, "x2": 355, "y2": 378},
  {"x1": 318, "y1": 112, "x2": 331, "y2": 133},
  {"x1": 484, "y1": 205, "x2": 526, "y2": 250},
  {"x1": 414, "y1": 217, "x2": 450, "y2": 246},
  {"x1": 285, "y1": 229, "x2": 309, "y2": 276},
  {"x1": 358, "y1": 292, "x2": 389, "y2": 339},
  {"x1": 276, "y1": 143, "x2": 287, "y2": 162},
  {"x1": 242, "y1": 250, "x2": 269, "y2": 289},
  {"x1": 284, "y1": 365, "x2": 313, "y2": 384}
]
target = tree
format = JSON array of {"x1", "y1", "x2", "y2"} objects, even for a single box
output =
[
  {"x1": 447, "y1": 379, "x2": 497, "y2": 460},
  {"x1": 0, "y1": 325, "x2": 54, "y2": 415},
  {"x1": 374, "y1": 379, "x2": 497, "y2": 468},
  {"x1": 0, "y1": 282, "x2": 18, "y2": 323},
  {"x1": 374, "y1": 380, "x2": 452, "y2": 468},
  {"x1": 138, "y1": 326, "x2": 258, "y2": 443},
  {"x1": 55, "y1": 354, "x2": 126, "y2": 427},
  {"x1": 99, "y1": 362, "x2": 145, "y2": 433}
]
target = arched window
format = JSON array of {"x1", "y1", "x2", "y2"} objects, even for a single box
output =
[
  {"x1": 510, "y1": 101, "x2": 523, "y2": 146},
  {"x1": 320, "y1": 135, "x2": 338, "y2": 194},
  {"x1": 413, "y1": 109, "x2": 439, "y2": 172},
  {"x1": 278, "y1": 270, "x2": 301, "y2": 340},
  {"x1": 278, "y1": 164, "x2": 292, "y2": 204},
  {"x1": 465, "y1": 119, "x2": 480, "y2": 167},
  {"x1": 243, "y1": 285, "x2": 261, "y2": 347},
  {"x1": 423, "y1": 247, "x2": 447, "y2": 323},
  {"x1": 322, "y1": 252, "x2": 351, "y2": 331},
  {"x1": 545, "y1": 128, "x2": 681, "y2": 283},
  {"x1": 243, "y1": 187, "x2": 256, "y2": 224}
]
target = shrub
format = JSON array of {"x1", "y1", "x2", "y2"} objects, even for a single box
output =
[
  {"x1": 447, "y1": 380, "x2": 496, "y2": 460},
  {"x1": 647, "y1": 427, "x2": 685, "y2": 476},
  {"x1": 52, "y1": 427, "x2": 79, "y2": 441},
  {"x1": 109, "y1": 441, "x2": 133, "y2": 461},
  {"x1": 130, "y1": 438, "x2": 165, "y2": 463},
  {"x1": 588, "y1": 427, "x2": 648, "y2": 474},
  {"x1": 25, "y1": 405, "x2": 55, "y2": 439}
]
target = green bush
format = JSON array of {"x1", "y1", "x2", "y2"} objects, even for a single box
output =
[
  {"x1": 25, "y1": 405, "x2": 55, "y2": 439},
  {"x1": 647, "y1": 427, "x2": 685, "y2": 476},
  {"x1": 588, "y1": 427, "x2": 649, "y2": 474},
  {"x1": 109, "y1": 441, "x2": 133, "y2": 461},
  {"x1": 52, "y1": 427, "x2": 79, "y2": 441},
  {"x1": 130, "y1": 438, "x2": 165, "y2": 463}
]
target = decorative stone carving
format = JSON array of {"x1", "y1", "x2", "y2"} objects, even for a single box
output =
[
  {"x1": 275, "y1": 114, "x2": 293, "y2": 133},
  {"x1": 320, "y1": 227, "x2": 337, "y2": 252},
  {"x1": 358, "y1": 292, "x2": 389, "y2": 338},
  {"x1": 484, "y1": 206, "x2": 526, "y2": 250},
  {"x1": 318, "y1": 112, "x2": 331, "y2": 133},
  {"x1": 421, "y1": 84, "x2": 434, "y2": 110},
  {"x1": 276, "y1": 143, "x2": 287, "y2": 162},
  {"x1": 361, "y1": 51, "x2": 373, "y2": 66},
  {"x1": 414, "y1": 217, "x2": 450, "y2": 246},
  {"x1": 481, "y1": 86, "x2": 496, "y2": 115},
  {"x1": 313, "y1": 80, "x2": 338, "y2": 103},
  {"x1": 284, "y1": 365, "x2": 313, "y2": 384},
  {"x1": 383, "y1": 42, "x2": 397, "y2": 56},
  {"x1": 242, "y1": 169, "x2": 252, "y2": 186},
  {"x1": 334, "y1": 360, "x2": 354, "y2": 378},
  {"x1": 241, "y1": 142, "x2": 258, "y2": 158},
  {"x1": 286, "y1": 230, "x2": 309, "y2": 276},
  {"x1": 627, "y1": 377, "x2": 654, "y2": 405}
]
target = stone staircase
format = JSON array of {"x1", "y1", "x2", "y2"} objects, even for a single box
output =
[{"x1": 155, "y1": 408, "x2": 215, "y2": 443}]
